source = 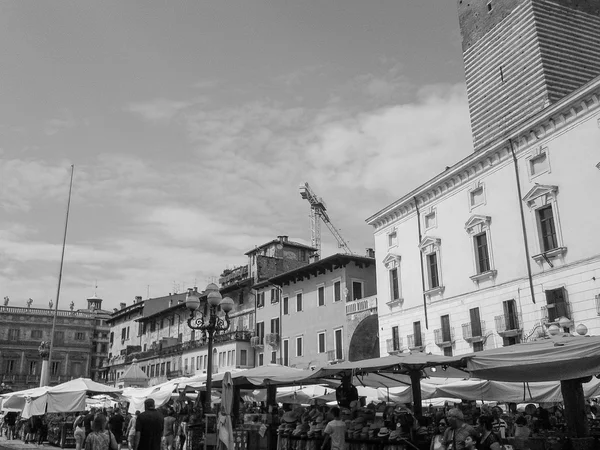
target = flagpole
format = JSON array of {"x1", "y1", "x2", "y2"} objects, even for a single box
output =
[{"x1": 41, "y1": 165, "x2": 74, "y2": 387}]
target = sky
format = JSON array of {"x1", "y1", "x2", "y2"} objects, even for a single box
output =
[{"x1": 0, "y1": 1, "x2": 474, "y2": 312}]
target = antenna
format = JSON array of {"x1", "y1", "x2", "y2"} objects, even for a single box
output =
[{"x1": 147, "y1": 285, "x2": 150, "y2": 299}]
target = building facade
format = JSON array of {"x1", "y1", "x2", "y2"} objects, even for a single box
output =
[
  {"x1": 368, "y1": 2, "x2": 600, "y2": 357},
  {"x1": 0, "y1": 301, "x2": 100, "y2": 391},
  {"x1": 263, "y1": 253, "x2": 378, "y2": 369}
]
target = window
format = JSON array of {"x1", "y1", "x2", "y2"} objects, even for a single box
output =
[
  {"x1": 440, "y1": 315, "x2": 452, "y2": 343},
  {"x1": 352, "y1": 281, "x2": 363, "y2": 300},
  {"x1": 296, "y1": 336, "x2": 303, "y2": 357},
  {"x1": 150, "y1": 321, "x2": 156, "y2": 332},
  {"x1": 270, "y1": 318, "x2": 280, "y2": 335},
  {"x1": 523, "y1": 184, "x2": 564, "y2": 260},
  {"x1": 283, "y1": 340, "x2": 289, "y2": 366},
  {"x1": 391, "y1": 326, "x2": 400, "y2": 351},
  {"x1": 161, "y1": 362, "x2": 166, "y2": 375},
  {"x1": 240, "y1": 349, "x2": 247, "y2": 366},
  {"x1": 470, "y1": 307, "x2": 482, "y2": 338},
  {"x1": 51, "y1": 361, "x2": 60, "y2": 376},
  {"x1": 126, "y1": 327, "x2": 130, "y2": 339},
  {"x1": 413, "y1": 321, "x2": 423, "y2": 348},
  {"x1": 121, "y1": 328, "x2": 126, "y2": 340},
  {"x1": 528, "y1": 148, "x2": 550, "y2": 178},
  {"x1": 503, "y1": 299, "x2": 519, "y2": 331},
  {"x1": 389, "y1": 268, "x2": 400, "y2": 301},
  {"x1": 75, "y1": 332, "x2": 85, "y2": 341},
  {"x1": 4, "y1": 359, "x2": 15, "y2": 374},
  {"x1": 270, "y1": 288, "x2": 279, "y2": 304},
  {"x1": 469, "y1": 183, "x2": 486, "y2": 210},
  {"x1": 427, "y1": 253, "x2": 440, "y2": 288},
  {"x1": 257, "y1": 292, "x2": 265, "y2": 308},
  {"x1": 283, "y1": 297, "x2": 289, "y2": 315},
  {"x1": 258, "y1": 353, "x2": 264, "y2": 366},
  {"x1": 318, "y1": 286, "x2": 325, "y2": 306},
  {"x1": 72, "y1": 362, "x2": 82, "y2": 377},
  {"x1": 227, "y1": 351, "x2": 232, "y2": 366},
  {"x1": 334, "y1": 329, "x2": 343, "y2": 360},
  {"x1": 31, "y1": 330, "x2": 43, "y2": 339},
  {"x1": 100, "y1": 343, "x2": 107, "y2": 353},
  {"x1": 110, "y1": 332, "x2": 114, "y2": 344},
  {"x1": 487, "y1": 1, "x2": 493, "y2": 13},
  {"x1": 271, "y1": 351, "x2": 277, "y2": 364},
  {"x1": 333, "y1": 281, "x2": 341, "y2": 302},
  {"x1": 166, "y1": 362, "x2": 171, "y2": 373},
  {"x1": 318, "y1": 332, "x2": 326, "y2": 353},
  {"x1": 296, "y1": 293, "x2": 303, "y2": 312},
  {"x1": 419, "y1": 236, "x2": 443, "y2": 294},
  {"x1": 443, "y1": 347, "x2": 453, "y2": 356},
  {"x1": 424, "y1": 210, "x2": 436, "y2": 230},
  {"x1": 474, "y1": 233, "x2": 490, "y2": 273},
  {"x1": 54, "y1": 331, "x2": 64, "y2": 343},
  {"x1": 232, "y1": 350, "x2": 235, "y2": 365},
  {"x1": 184, "y1": 358, "x2": 189, "y2": 373},
  {"x1": 388, "y1": 230, "x2": 398, "y2": 248},
  {"x1": 538, "y1": 206, "x2": 558, "y2": 252},
  {"x1": 256, "y1": 322, "x2": 265, "y2": 345},
  {"x1": 473, "y1": 342, "x2": 484, "y2": 352},
  {"x1": 545, "y1": 287, "x2": 569, "y2": 323},
  {"x1": 8, "y1": 329, "x2": 19, "y2": 341}
]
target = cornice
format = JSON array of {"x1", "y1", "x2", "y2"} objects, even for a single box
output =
[{"x1": 366, "y1": 76, "x2": 600, "y2": 230}]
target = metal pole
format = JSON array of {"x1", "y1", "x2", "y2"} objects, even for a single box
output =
[
  {"x1": 204, "y1": 309, "x2": 215, "y2": 416},
  {"x1": 43, "y1": 164, "x2": 74, "y2": 387}
]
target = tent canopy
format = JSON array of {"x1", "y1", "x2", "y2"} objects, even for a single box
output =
[
  {"x1": 211, "y1": 365, "x2": 317, "y2": 389},
  {"x1": 465, "y1": 335, "x2": 600, "y2": 382}
]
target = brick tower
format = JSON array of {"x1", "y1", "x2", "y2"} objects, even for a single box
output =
[{"x1": 457, "y1": 0, "x2": 600, "y2": 151}]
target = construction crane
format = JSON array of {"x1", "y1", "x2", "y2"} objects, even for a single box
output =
[{"x1": 299, "y1": 182, "x2": 352, "y2": 258}]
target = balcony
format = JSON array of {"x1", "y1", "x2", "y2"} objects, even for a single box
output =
[
  {"x1": 166, "y1": 369, "x2": 182, "y2": 379},
  {"x1": 407, "y1": 333, "x2": 426, "y2": 351},
  {"x1": 326, "y1": 349, "x2": 344, "y2": 363},
  {"x1": 462, "y1": 321, "x2": 486, "y2": 343},
  {"x1": 345, "y1": 295, "x2": 377, "y2": 315},
  {"x1": 386, "y1": 337, "x2": 403, "y2": 355},
  {"x1": 434, "y1": 328, "x2": 455, "y2": 348},
  {"x1": 541, "y1": 302, "x2": 571, "y2": 325},
  {"x1": 250, "y1": 336, "x2": 264, "y2": 349},
  {"x1": 495, "y1": 313, "x2": 523, "y2": 338},
  {"x1": 219, "y1": 265, "x2": 249, "y2": 287},
  {"x1": 265, "y1": 333, "x2": 279, "y2": 347}
]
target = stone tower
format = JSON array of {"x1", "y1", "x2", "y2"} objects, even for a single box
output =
[{"x1": 457, "y1": 0, "x2": 600, "y2": 151}]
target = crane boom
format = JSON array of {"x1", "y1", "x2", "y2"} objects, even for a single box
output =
[{"x1": 299, "y1": 182, "x2": 352, "y2": 257}]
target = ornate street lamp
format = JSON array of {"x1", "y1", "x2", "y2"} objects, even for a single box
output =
[{"x1": 185, "y1": 283, "x2": 234, "y2": 416}]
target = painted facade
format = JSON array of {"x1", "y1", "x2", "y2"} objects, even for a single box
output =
[{"x1": 368, "y1": 77, "x2": 600, "y2": 357}]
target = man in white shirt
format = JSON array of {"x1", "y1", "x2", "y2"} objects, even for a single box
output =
[{"x1": 322, "y1": 407, "x2": 346, "y2": 450}]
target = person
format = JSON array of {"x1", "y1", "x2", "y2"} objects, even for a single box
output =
[
  {"x1": 177, "y1": 415, "x2": 188, "y2": 450},
  {"x1": 84, "y1": 408, "x2": 98, "y2": 440},
  {"x1": 85, "y1": 414, "x2": 118, "y2": 450},
  {"x1": 444, "y1": 408, "x2": 477, "y2": 450},
  {"x1": 135, "y1": 398, "x2": 164, "y2": 450},
  {"x1": 477, "y1": 416, "x2": 501, "y2": 450},
  {"x1": 162, "y1": 409, "x2": 177, "y2": 450},
  {"x1": 335, "y1": 375, "x2": 358, "y2": 409},
  {"x1": 125, "y1": 411, "x2": 139, "y2": 450},
  {"x1": 490, "y1": 407, "x2": 507, "y2": 442},
  {"x1": 464, "y1": 432, "x2": 479, "y2": 450},
  {"x1": 108, "y1": 408, "x2": 125, "y2": 450},
  {"x1": 512, "y1": 415, "x2": 531, "y2": 450},
  {"x1": 322, "y1": 406, "x2": 346, "y2": 450},
  {"x1": 430, "y1": 418, "x2": 448, "y2": 450},
  {"x1": 4, "y1": 412, "x2": 16, "y2": 440},
  {"x1": 74, "y1": 412, "x2": 87, "y2": 450}
]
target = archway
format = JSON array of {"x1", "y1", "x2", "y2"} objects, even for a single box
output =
[{"x1": 348, "y1": 314, "x2": 380, "y2": 362}]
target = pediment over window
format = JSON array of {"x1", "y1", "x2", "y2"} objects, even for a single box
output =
[
  {"x1": 382, "y1": 253, "x2": 401, "y2": 269},
  {"x1": 522, "y1": 184, "x2": 558, "y2": 207},
  {"x1": 418, "y1": 236, "x2": 441, "y2": 254},
  {"x1": 464, "y1": 215, "x2": 491, "y2": 235}
]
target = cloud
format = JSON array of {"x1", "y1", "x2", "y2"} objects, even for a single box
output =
[
  {"x1": 126, "y1": 98, "x2": 196, "y2": 122},
  {"x1": 44, "y1": 110, "x2": 78, "y2": 136},
  {"x1": 192, "y1": 79, "x2": 220, "y2": 90}
]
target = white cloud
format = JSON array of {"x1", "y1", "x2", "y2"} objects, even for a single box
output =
[{"x1": 126, "y1": 98, "x2": 196, "y2": 122}]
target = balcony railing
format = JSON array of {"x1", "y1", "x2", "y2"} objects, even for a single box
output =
[
  {"x1": 462, "y1": 321, "x2": 486, "y2": 343},
  {"x1": 326, "y1": 349, "x2": 344, "y2": 362},
  {"x1": 250, "y1": 336, "x2": 264, "y2": 349},
  {"x1": 407, "y1": 333, "x2": 425, "y2": 351},
  {"x1": 0, "y1": 339, "x2": 91, "y2": 349},
  {"x1": 265, "y1": 333, "x2": 280, "y2": 347},
  {"x1": 541, "y1": 302, "x2": 571, "y2": 324},
  {"x1": 434, "y1": 328, "x2": 455, "y2": 347},
  {"x1": 495, "y1": 313, "x2": 523, "y2": 337},
  {"x1": 386, "y1": 337, "x2": 403, "y2": 354},
  {"x1": 219, "y1": 265, "x2": 249, "y2": 287},
  {"x1": 0, "y1": 306, "x2": 95, "y2": 318},
  {"x1": 345, "y1": 295, "x2": 377, "y2": 315}
]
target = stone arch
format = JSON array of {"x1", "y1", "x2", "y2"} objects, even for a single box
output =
[{"x1": 348, "y1": 314, "x2": 380, "y2": 362}]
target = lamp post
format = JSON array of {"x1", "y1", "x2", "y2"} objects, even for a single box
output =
[{"x1": 185, "y1": 283, "x2": 234, "y2": 417}]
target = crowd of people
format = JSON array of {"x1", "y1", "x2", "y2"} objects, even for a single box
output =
[{"x1": 0, "y1": 410, "x2": 48, "y2": 444}]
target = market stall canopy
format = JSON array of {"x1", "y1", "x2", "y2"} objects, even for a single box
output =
[
  {"x1": 211, "y1": 364, "x2": 317, "y2": 389},
  {"x1": 45, "y1": 377, "x2": 122, "y2": 413},
  {"x1": 0, "y1": 386, "x2": 51, "y2": 411},
  {"x1": 465, "y1": 335, "x2": 600, "y2": 382}
]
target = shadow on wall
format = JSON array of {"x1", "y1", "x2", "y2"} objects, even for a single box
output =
[{"x1": 348, "y1": 315, "x2": 380, "y2": 362}]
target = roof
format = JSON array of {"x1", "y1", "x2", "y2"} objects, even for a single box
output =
[
  {"x1": 106, "y1": 301, "x2": 144, "y2": 324},
  {"x1": 121, "y1": 363, "x2": 149, "y2": 381},
  {"x1": 137, "y1": 299, "x2": 188, "y2": 322},
  {"x1": 244, "y1": 239, "x2": 317, "y2": 255},
  {"x1": 268, "y1": 253, "x2": 375, "y2": 286}
]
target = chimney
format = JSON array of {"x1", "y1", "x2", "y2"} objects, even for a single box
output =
[
  {"x1": 134, "y1": 296, "x2": 142, "y2": 303},
  {"x1": 366, "y1": 248, "x2": 375, "y2": 258},
  {"x1": 113, "y1": 308, "x2": 118, "y2": 313},
  {"x1": 120, "y1": 302, "x2": 126, "y2": 310},
  {"x1": 277, "y1": 235, "x2": 289, "y2": 243}
]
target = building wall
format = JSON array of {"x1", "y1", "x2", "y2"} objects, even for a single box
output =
[{"x1": 371, "y1": 83, "x2": 600, "y2": 357}]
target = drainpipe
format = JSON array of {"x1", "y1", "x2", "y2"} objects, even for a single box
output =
[
  {"x1": 252, "y1": 288, "x2": 258, "y2": 368},
  {"x1": 509, "y1": 139, "x2": 536, "y2": 304},
  {"x1": 414, "y1": 197, "x2": 429, "y2": 329}
]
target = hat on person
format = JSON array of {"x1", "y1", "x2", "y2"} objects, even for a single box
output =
[
  {"x1": 282, "y1": 411, "x2": 298, "y2": 423},
  {"x1": 377, "y1": 427, "x2": 390, "y2": 438}
]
